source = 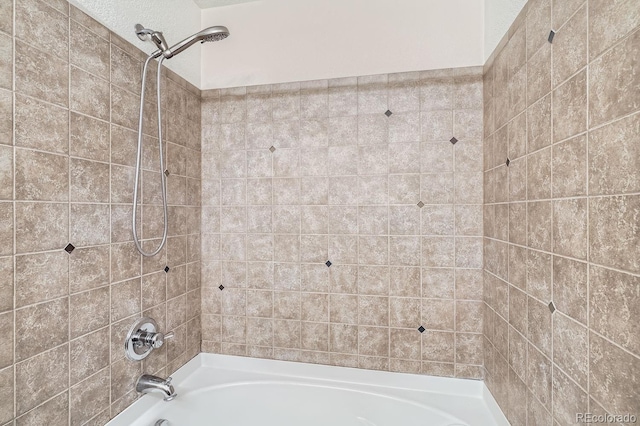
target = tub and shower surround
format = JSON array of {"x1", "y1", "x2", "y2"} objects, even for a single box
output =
[
  {"x1": 482, "y1": 0, "x2": 640, "y2": 424},
  {"x1": 200, "y1": 68, "x2": 485, "y2": 378},
  {"x1": 0, "y1": 1, "x2": 202, "y2": 424}
]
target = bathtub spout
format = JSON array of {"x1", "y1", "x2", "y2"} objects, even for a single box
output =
[{"x1": 136, "y1": 375, "x2": 177, "y2": 401}]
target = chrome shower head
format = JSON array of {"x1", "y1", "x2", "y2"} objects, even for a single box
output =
[
  {"x1": 165, "y1": 26, "x2": 230, "y2": 58},
  {"x1": 198, "y1": 26, "x2": 230, "y2": 43},
  {"x1": 136, "y1": 25, "x2": 230, "y2": 59},
  {"x1": 204, "y1": 32, "x2": 229, "y2": 42}
]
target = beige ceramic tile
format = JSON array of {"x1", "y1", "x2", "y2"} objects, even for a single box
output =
[
  {"x1": 552, "y1": 366, "x2": 588, "y2": 426},
  {"x1": 552, "y1": 134, "x2": 587, "y2": 197},
  {"x1": 553, "y1": 69, "x2": 587, "y2": 142},
  {"x1": 70, "y1": 328, "x2": 109, "y2": 385},
  {"x1": 552, "y1": 5, "x2": 587, "y2": 87},
  {"x1": 0, "y1": 1, "x2": 12, "y2": 36},
  {"x1": 590, "y1": 332, "x2": 640, "y2": 415},
  {"x1": 70, "y1": 113, "x2": 110, "y2": 162},
  {"x1": 553, "y1": 0, "x2": 585, "y2": 29},
  {"x1": 14, "y1": 297, "x2": 68, "y2": 362},
  {"x1": 590, "y1": 266, "x2": 640, "y2": 355},
  {"x1": 15, "y1": 251, "x2": 68, "y2": 309},
  {"x1": 589, "y1": 0, "x2": 640, "y2": 59},
  {"x1": 70, "y1": 158, "x2": 110, "y2": 203},
  {"x1": 527, "y1": 249, "x2": 552, "y2": 301},
  {"x1": 70, "y1": 287, "x2": 110, "y2": 339},
  {"x1": 0, "y1": 312, "x2": 12, "y2": 370},
  {"x1": 589, "y1": 195, "x2": 640, "y2": 273},
  {"x1": 589, "y1": 28, "x2": 640, "y2": 128},
  {"x1": 553, "y1": 313, "x2": 588, "y2": 388},
  {"x1": 527, "y1": 44, "x2": 552, "y2": 105},
  {"x1": 527, "y1": 201, "x2": 552, "y2": 251},
  {"x1": 527, "y1": 94, "x2": 552, "y2": 152},
  {"x1": 0, "y1": 257, "x2": 13, "y2": 314},
  {"x1": 526, "y1": 0, "x2": 551, "y2": 58},
  {"x1": 70, "y1": 67, "x2": 110, "y2": 120},
  {"x1": 69, "y1": 369, "x2": 110, "y2": 426},
  {"x1": 553, "y1": 197, "x2": 587, "y2": 257},
  {"x1": 15, "y1": 344, "x2": 69, "y2": 415},
  {"x1": 15, "y1": 149, "x2": 68, "y2": 201},
  {"x1": 15, "y1": 202, "x2": 68, "y2": 253},
  {"x1": 70, "y1": 20, "x2": 109, "y2": 78},
  {"x1": 589, "y1": 112, "x2": 640, "y2": 196},
  {"x1": 15, "y1": 0, "x2": 69, "y2": 61},
  {"x1": 553, "y1": 256, "x2": 588, "y2": 324},
  {"x1": 527, "y1": 344, "x2": 552, "y2": 410},
  {"x1": 14, "y1": 94, "x2": 69, "y2": 154},
  {"x1": 15, "y1": 41, "x2": 69, "y2": 107}
]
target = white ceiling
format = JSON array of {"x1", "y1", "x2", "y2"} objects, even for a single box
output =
[{"x1": 193, "y1": 0, "x2": 259, "y2": 8}]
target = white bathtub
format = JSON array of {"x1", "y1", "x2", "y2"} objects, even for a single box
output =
[{"x1": 107, "y1": 354, "x2": 508, "y2": 426}]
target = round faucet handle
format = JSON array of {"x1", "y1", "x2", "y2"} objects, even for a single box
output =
[{"x1": 151, "y1": 331, "x2": 174, "y2": 349}]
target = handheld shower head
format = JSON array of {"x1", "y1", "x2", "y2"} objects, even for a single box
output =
[
  {"x1": 196, "y1": 26, "x2": 230, "y2": 43},
  {"x1": 162, "y1": 26, "x2": 230, "y2": 58},
  {"x1": 137, "y1": 25, "x2": 230, "y2": 59}
]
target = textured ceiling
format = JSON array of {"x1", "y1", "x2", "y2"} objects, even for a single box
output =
[{"x1": 193, "y1": 0, "x2": 259, "y2": 8}]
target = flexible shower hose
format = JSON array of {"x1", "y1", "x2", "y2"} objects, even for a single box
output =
[{"x1": 132, "y1": 55, "x2": 168, "y2": 257}]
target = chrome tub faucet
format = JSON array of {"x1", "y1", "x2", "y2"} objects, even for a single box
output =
[{"x1": 136, "y1": 375, "x2": 177, "y2": 401}]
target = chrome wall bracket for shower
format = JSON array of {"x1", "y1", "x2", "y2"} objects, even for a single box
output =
[
  {"x1": 135, "y1": 24, "x2": 152, "y2": 41},
  {"x1": 125, "y1": 317, "x2": 174, "y2": 361}
]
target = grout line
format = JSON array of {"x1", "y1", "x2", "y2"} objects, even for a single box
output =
[
  {"x1": 107, "y1": 29, "x2": 115, "y2": 417},
  {"x1": 12, "y1": 0, "x2": 17, "y2": 421},
  {"x1": 483, "y1": 235, "x2": 640, "y2": 279},
  {"x1": 584, "y1": 0, "x2": 591, "y2": 412},
  {"x1": 548, "y1": 3, "x2": 555, "y2": 417}
]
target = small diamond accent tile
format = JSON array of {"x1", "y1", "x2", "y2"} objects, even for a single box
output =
[
  {"x1": 269, "y1": 146, "x2": 276, "y2": 153},
  {"x1": 417, "y1": 201, "x2": 425, "y2": 208},
  {"x1": 548, "y1": 30, "x2": 556, "y2": 43},
  {"x1": 164, "y1": 266, "x2": 170, "y2": 273},
  {"x1": 64, "y1": 243, "x2": 75, "y2": 254},
  {"x1": 418, "y1": 326, "x2": 425, "y2": 333},
  {"x1": 450, "y1": 137, "x2": 458, "y2": 145},
  {"x1": 164, "y1": 169, "x2": 170, "y2": 177},
  {"x1": 385, "y1": 110, "x2": 393, "y2": 117},
  {"x1": 548, "y1": 301, "x2": 556, "y2": 313},
  {"x1": 506, "y1": 158, "x2": 511, "y2": 167},
  {"x1": 219, "y1": 285, "x2": 225, "y2": 291},
  {"x1": 325, "y1": 260, "x2": 332, "y2": 267}
]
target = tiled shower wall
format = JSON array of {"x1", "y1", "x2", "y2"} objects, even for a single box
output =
[
  {"x1": 200, "y1": 69, "x2": 485, "y2": 377},
  {"x1": 0, "y1": 1, "x2": 201, "y2": 424},
  {"x1": 483, "y1": 0, "x2": 640, "y2": 424}
]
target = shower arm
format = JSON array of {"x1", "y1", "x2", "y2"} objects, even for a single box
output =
[{"x1": 149, "y1": 33, "x2": 211, "y2": 59}]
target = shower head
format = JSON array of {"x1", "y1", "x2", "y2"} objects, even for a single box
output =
[
  {"x1": 137, "y1": 25, "x2": 230, "y2": 59},
  {"x1": 196, "y1": 26, "x2": 231, "y2": 43}
]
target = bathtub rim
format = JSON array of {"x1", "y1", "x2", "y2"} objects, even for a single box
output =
[{"x1": 106, "y1": 353, "x2": 509, "y2": 426}]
